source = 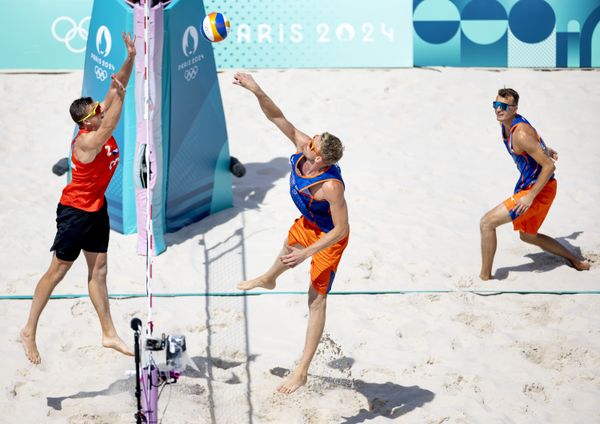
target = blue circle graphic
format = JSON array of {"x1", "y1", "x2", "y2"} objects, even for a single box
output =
[
  {"x1": 413, "y1": 0, "x2": 461, "y2": 44},
  {"x1": 461, "y1": 0, "x2": 508, "y2": 45},
  {"x1": 509, "y1": 0, "x2": 556, "y2": 44}
]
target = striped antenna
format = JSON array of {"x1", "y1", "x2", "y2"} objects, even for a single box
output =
[{"x1": 142, "y1": 0, "x2": 153, "y2": 346}]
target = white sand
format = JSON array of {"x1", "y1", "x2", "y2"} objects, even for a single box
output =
[{"x1": 1, "y1": 68, "x2": 599, "y2": 423}]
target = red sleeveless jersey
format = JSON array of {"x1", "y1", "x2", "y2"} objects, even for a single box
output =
[{"x1": 59, "y1": 129, "x2": 120, "y2": 212}]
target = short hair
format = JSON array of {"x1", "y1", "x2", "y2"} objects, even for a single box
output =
[
  {"x1": 319, "y1": 132, "x2": 344, "y2": 165},
  {"x1": 69, "y1": 97, "x2": 94, "y2": 124},
  {"x1": 497, "y1": 88, "x2": 519, "y2": 105}
]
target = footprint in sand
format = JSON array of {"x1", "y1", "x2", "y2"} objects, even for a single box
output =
[
  {"x1": 10, "y1": 381, "x2": 25, "y2": 399},
  {"x1": 70, "y1": 300, "x2": 89, "y2": 317},
  {"x1": 68, "y1": 413, "x2": 120, "y2": 424},
  {"x1": 455, "y1": 276, "x2": 475, "y2": 289},
  {"x1": 583, "y1": 251, "x2": 600, "y2": 268},
  {"x1": 442, "y1": 374, "x2": 467, "y2": 395},
  {"x1": 452, "y1": 312, "x2": 495, "y2": 334},
  {"x1": 516, "y1": 342, "x2": 545, "y2": 365},
  {"x1": 522, "y1": 382, "x2": 548, "y2": 402}
]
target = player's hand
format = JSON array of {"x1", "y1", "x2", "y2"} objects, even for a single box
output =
[
  {"x1": 110, "y1": 74, "x2": 126, "y2": 95},
  {"x1": 122, "y1": 32, "x2": 136, "y2": 57},
  {"x1": 233, "y1": 72, "x2": 259, "y2": 92},
  {"x1": 546, "y1": 146, "x2": 558, "y2": 161},
  {"x1": 280, "y1": 246, "x2": 309, "y2": 268},
  {"x1": 514, "y1": 193, "x2": 534, "y2": 216}
]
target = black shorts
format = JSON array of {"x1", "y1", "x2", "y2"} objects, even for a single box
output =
[{"x1": 50, "y1": 201, "x2": 110, "y2": 261}]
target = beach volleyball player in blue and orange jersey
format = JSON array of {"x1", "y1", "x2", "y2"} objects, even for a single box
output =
[
  {"x1": 20, "y1": 33, "x2": 137, "y2": 364},
  {"x1": 233, "y1": 72, "x2": 349, "y2": 394},
  {"x1": 479, "y1": 88, "x2": 589, "y2": 280}
]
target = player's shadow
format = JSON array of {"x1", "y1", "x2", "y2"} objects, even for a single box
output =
[
  {"x1": 494, "y1": 232, "x2": 585, "y2": 280},
  {"x1": 46, "y1": 377, "x2": 133, "y2": 411},
  {"x1": 270, "y1": 359, "x2": 434, "y2": 423},
  {"x1": 165, "y1": 157, "x2": 289, "y2": 248},
  {"x1": 45, "y1": 355, "x2": 253, "y2": 412},
  {"x1": 184, "y1": 354, "x2": 258, "y2": 382}
]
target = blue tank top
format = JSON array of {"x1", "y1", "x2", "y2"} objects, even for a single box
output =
[
  {"x1": 289, "y1": 152, "x2": 344, "y2": 232},
  {"x1": 501, "y1": 114, "x2": 555, "y2": 194}
]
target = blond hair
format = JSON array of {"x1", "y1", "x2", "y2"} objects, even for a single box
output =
[{"x1": 319, "y1": 132, "x2": 344, "y2": 164}]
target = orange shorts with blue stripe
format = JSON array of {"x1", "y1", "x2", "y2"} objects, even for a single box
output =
[
  {"x1": 287, "y1": 216, "x2": 349, "y2": 295},
  {"x1": 503, "y1": 179, "x2": 557, "y2": 234}
]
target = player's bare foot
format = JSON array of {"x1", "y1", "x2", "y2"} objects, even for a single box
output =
[
  {"x1": 237, "y1": 276, "x2": 276, "y2": 291},
  {"x1": 102, "y1": 335, "x2": 134, "y2": 356},
  {"x1": 568, "y1": 258, "x2": 590, "y2": 271},
  {"x1": 277, "y1": 369, "x2": 307, "y2": 394},
  {"x1": 479, "y1": 273, "x2": 494, "y2": 281},
  {"x1": 20, "y1": 328, "x2": 41, "y2": 364}
]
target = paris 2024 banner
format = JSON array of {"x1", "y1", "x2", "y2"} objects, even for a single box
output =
[{"x1": 0, "y1": 0, "x2": 599, "y2": 69}]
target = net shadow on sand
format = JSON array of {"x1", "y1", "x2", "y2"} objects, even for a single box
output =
[{"x1": 199, "y1": 224, "x2": 255, "y2": 424}]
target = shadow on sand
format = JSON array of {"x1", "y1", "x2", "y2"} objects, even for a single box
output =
[
  {"x1": 164, "y1": 157, "x2": 289, "y2": 248},
  {"x1": 46, "y1": 377, "x2": 133, "y2": 411},
  {"x1": 494, "y1": 232, "x2": 586, "y2": 280},
  {"x1": 270, "y1": 361, "x2": 434, "y2": 423},
  {"x1": 45, "y1": 354, "x2": 250, "y2": 412}
]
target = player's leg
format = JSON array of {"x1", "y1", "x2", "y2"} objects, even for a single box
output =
[{"x1": 479, "y1": 203, "x2": 512, "y2": 280}]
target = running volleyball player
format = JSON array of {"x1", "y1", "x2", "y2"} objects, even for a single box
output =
[
  {"x1": 20, "y1": 33, "x2": 137, "y2": 364},
  {"x1": 479, "y1": 88, "x2": 589, "y2": 280},
  {"x1": 233, "y1": 73, "x2": 350, "y2": 394}
]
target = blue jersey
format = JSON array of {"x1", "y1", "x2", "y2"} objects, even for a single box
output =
[
  {"x1": 501, "y1": 114, "x2": 555, "y2": 194},
  {"x1": 289, "y1": 152, "x2": 344, "y2": 232}
]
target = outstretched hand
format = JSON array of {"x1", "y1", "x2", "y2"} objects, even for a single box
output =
[
  {"x1": 280, "y1": 246, "x2": 309, "y2": 268},
  {"x1": 110, "y1": 74, "x2": 126, "y2": 96},
  {"x1": 233, "y1": 72, "x2": 260, "y2": 92},
  {"x1": 122, "y1": 32, "x2": 136, "y2": 57}
]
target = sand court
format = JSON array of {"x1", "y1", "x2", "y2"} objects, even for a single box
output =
[{"x1": 1, "y1": 68, "x2": 599, "y2": 422}]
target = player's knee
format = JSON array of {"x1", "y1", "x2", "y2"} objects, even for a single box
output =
[
  {"x1": 309, "y1": 292, "x2": 327, "y2": 310},
  {"x1": 91, "y1": 261, "x2": 108, "y2": 282},
  {"x1": 48, "y1": 261, "x2": 72, "y2": 282},
  {"x1": 519, "y1": 232, "x2": 536, "y2": 243},
  {"x1": 480, "y1": 214, "x2": 494, "y2": 232}
]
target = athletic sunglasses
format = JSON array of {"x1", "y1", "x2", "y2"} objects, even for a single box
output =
[
  {"x1": 78, "y1": 101, "x2": 102, "y2": 122},
  {"x1": 308, "y1": 135, "x2": 320, "y2": 154},
  {"x1": 492, "y1": 101, "x2": 514, "y2": 111}
]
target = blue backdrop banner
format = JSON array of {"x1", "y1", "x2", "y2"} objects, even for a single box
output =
[
  {"x1": 1, "y1": 0, "x2": 599, "y2": 69},
  {"x1": 79, "y1": 0, "x2": 137, "y2": 234}
]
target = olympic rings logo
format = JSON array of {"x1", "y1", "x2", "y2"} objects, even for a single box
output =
[
  {"x1": 95, "y1": 65, "x2": 108, "y2": 81},
  {"x1": 51, "y1": 16, "x2": 90, "y2": 53},
  {"x1": 184, "y1": 66, "x2": 198, "y2": 82}
]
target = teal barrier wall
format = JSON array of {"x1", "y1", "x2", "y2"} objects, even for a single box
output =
[
  {"x1": 79, "y1": 0, "x2": 137, "y2": 233},
  {"x1": 0, "y1": 0, "x2": 91, "y2": 70},
  {"x1": 1, "y1": 1, "x2": 599, "y2": 69}
]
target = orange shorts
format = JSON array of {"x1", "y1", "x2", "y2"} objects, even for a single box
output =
[
  {"x1": 503, "y1": 179, "x2": 557, "y2": 234},
  {"x1": 287, "y1": 216, "x2": 349, "y2": 295}
]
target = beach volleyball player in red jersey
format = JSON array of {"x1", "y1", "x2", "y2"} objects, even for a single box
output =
[{"x1": 20, "y1": 33, "x2": 136, "y2": 364}]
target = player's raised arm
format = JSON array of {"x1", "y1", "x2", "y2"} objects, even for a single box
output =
[
  {"x1": 102, "y1": 32, "x2": 136, "y2": 111},
  {"x1": 233, "y1": 72, "x2": 310, "y2": 149}
]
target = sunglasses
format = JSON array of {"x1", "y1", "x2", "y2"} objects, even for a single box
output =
[
  {"x1": 492, "y1": 101, "x2": 514, "y2": 111},
  {"x1": 308, "y1": 135, "x2": 320, "y2": 154},
  {"x1": 78, "y1": 101, "x2": 102, "y2": 123}
]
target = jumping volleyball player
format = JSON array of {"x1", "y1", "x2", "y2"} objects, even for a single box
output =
[
  {"x1": 479, "y1": 88, "x2": 590, "y2": 280},
  {"x1": 233, "y1": 73, "x2": 350, "y2": 394},
  {"x1": 20, "y1": 33, "x2": 137, "y2": 364}
]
